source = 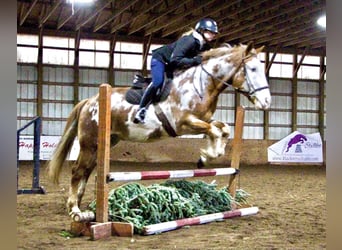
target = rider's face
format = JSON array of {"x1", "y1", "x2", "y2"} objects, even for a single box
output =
[{"x1": 203, "y1": 31, "x2": 217, "y2": 42}]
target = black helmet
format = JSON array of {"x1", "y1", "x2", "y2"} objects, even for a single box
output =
[{"x1": 195, "y1": 18, "x2": 219, "y2": 34}]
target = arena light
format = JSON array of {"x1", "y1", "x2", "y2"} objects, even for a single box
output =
[
  {"x1": 66, "y1": 0, "x2": 95, "y2": 4},
  {"x1": 317, "y1": 15, "x2": 326, "y2": 29}
]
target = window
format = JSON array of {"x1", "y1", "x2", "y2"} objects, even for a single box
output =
[
  {"x1": 79, "y1": 39, "x2": 110, "y2": 67},
  {"x1": 297, "y1": 55, "x2": 320, "y2": 80},
  {"x1": 17, "y1": 34, "x2": 39, "y2": 63},
  {"x1": 268, "y1": 53, "x2": 293, "y2": 78},
  {"x1": 43, "y1": 36, "x2": 75, "y2": 65},
  {"x1": 114, "y1": 42, "x2": 143, "y2": 69}
]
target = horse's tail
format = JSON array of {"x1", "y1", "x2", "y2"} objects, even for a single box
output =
[{"x1": 46, "y1": 99, "x2": 88, "y2": 184}]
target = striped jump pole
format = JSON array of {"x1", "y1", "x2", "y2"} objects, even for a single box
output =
[
  {"x1": 143, "y1": 207, "x2": 259, "y2": 235},
  {"x1": 107, "y1": 167, "x2": 237, "y2": 182}
]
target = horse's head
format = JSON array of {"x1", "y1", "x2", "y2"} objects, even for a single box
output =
[
  {"x1": 230, "y1": 42, "x2": 271, "y2": 109},
  {"x1": 201, "y1": 42, "x2": 271, "y2": 110}
]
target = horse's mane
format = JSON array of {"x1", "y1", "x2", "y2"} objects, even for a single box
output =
[
  {"x1": 201, "y1": 43, "x2": 246, "y2": 62},
  {"x1": 173, "y1": 43, "x2": 247, "y2": 76}
]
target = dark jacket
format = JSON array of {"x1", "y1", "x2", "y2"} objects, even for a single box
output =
[{"x1": 152, "y1": 33, "x2": 211, "y2": 72}]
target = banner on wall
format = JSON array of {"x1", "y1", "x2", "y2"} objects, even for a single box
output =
[
  {"x1": 267, "y1": 131, "x2": 323, "y2": 163},
  {"x1": 18, "y1": 136, "x2": 80, "y2": 161}
]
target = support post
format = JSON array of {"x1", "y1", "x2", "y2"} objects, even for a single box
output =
[
  {"x1": 95, "y1": 84, "x2": 112, "y2": 223},
  {"x1": 228, "y1": 106, "x2": 245, "y2": 198}
]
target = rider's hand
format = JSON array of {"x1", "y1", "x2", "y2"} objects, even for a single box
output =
[{"x1": 193, "y1": 56, "x2": 202, "y2": 65}]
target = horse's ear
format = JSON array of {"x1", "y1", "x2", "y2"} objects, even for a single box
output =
[
  {"x1": 255, "y1": 45, "x2": 265, "y2": 54},
  {"x1": 245, "y1": 41, "x2": 254, "y2": 55}
]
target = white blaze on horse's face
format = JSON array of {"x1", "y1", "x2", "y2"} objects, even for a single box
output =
[{"x1": 241, "y1": 57, "x2": 271, "y2": 109}]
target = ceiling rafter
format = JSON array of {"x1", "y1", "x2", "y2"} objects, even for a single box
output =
[
  {"x1": 144, "y1": 0, "x2": 215, "y2": 36},
  {"x1": 57, "y1": 6, "x2": 81, "y2": 29},
  {"x1": 218, "y1": 0, "x2": 304, "y2": 38},
  {"x1": 127, "y1": 0, "x2": 193, "y2": 35},
  {"x1": 110, "y1": 0, "x2": 163, "y2": 34},
  {"x1": 93, "y1": 0, "x2": 140, "y2": 32},
  {"x1": 238, "y1": 21, "x2": 320, "y2": 49},
  {"x1": 19, "y1": 0, "x2": 39, "y2": 26},
  {"x1": 231, "y1": 6, "x2": 323, "y2": 45},
  {"x1": 16, "y1": 0, "x2": 326, "y2": 56},
  {"x1": 39, "y1": 0, "x2": 62, "y2": 28},
  {"x1": 281, "y1": 31, "x2": 325, "y2": 48},
  {"x1": 76, "y1": 0, "x2": 112, "y2": 31},
  {"x1": 161, "y1": 1, "x2": 237, "y2": 38}
]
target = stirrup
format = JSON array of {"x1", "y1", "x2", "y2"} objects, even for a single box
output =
[{"x1": 133, "y1": 108, "x2": 146, "y2": 124}]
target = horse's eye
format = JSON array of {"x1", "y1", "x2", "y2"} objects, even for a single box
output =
[{"x1": 251, "y1": 68, "x2": 256, "y2": 72}]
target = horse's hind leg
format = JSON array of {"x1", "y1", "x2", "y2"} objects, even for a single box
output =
[
  {"x1": 68, "y1": 148, "x2": 97, "y2": 216},
  {"x1": 67, "y1": 135, "x2": 120, "y2": 217}
]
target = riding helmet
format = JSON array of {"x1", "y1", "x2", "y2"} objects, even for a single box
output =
[{"x1": 195, "y1": 18, "x2": 219, "y2": 34}]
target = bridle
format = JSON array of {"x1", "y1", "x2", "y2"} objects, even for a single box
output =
[{"x1": 200, "y1": 53, "x2": 269, "y2": 97}]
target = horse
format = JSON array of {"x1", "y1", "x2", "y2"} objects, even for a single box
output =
[{"x1": 46, "y1": 42, "x2": 271, "y2": 218}]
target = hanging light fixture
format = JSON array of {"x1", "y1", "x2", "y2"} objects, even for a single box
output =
[
  {"x1": 66, "y1": 0, "x2": 95, "y2": 3},
  {"x1": 317, "y1": 15, "x2": 326, "y2": 29}
]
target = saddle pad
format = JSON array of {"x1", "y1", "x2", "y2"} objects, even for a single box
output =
[{"x1": 125, "y1": 89, "x2": 144, "y2": 104}]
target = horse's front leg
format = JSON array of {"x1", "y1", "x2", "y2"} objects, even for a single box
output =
[
  {"x1": 197, "y1": 120, "x2": 230, "y2": 168},
  {"x1": 182, "y1": 117, "x2": 230, "y2": 168}
]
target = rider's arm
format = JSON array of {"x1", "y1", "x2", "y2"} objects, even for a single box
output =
[{"x1": 169, "y1": 36, "x2": 201, "y2": 69}]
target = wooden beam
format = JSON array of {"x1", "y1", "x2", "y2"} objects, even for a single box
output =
[
  {"x1": 73, "y1": 29, "x2": 81, "y2": 105},
  {"x1": 142, "y1": 34, "x2": 152, "y2": 75},
  {"x1": 96, "y1": 84, "x2": 112, "y2": 223},
  {"x1": 292, "y1": 46, "x2": 309, "y2": 78},
  {"x1": 228, "y1": 106, "x2": 244, "y2": 199},
  {"x1": 76, "y1": 1, "x2": 111, "y2": 31},
  {"x1": 19, "y1": 0, "x2": 38, "y2": 26},
  {"x1": 39, "y1": 0, "x2": 62, "y2": 28},
  {"x1": 219, "y1": 0, "x2": 311, "y2": 39},
  {"x1": 37, "y1": 27, "x2": 43, "y2": 118},
  {"x1": 144, "y1": 0, "x2": 213, "y2": 36},
  {"x1": 229, "y1": 7, "x2": 322, "y2": 46},
  {"x1": 291, "y1": 52, "x2": 298, "y2": 132},
  {"x1": 128, "y1": 0, "x2": 193, "y2": 35},
  {"x1": 57, "y1": 7, "x2": 81, "y2": 29},
  {"x1": 93, "y1": 0, "x2": 140, "y2": 32},
  {"x1": 108, "y1": 33, "x2": 117, "y2": 86},
  {"x1": 265, "y1": 44, "x2": 281, "y2": 75},
  {"x1": 281, "y1": 32, "x2": 325, "y2": 48},
  {"x1": 318, "y1": 55, "x2": 326, "y2": 139},
  {"x1": 111, "y1": 0, "x2": 163, "y2": 34},
  {"x1": 161, "y1": 0, "x2": 241, "y2": 38},
  {"x1": 18, "y1": 26, "x2": 173, "y2": 45}
]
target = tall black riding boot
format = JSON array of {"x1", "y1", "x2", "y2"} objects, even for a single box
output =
[{"x1": 133, "y1": 83, "x2": 158, "y2": 124}]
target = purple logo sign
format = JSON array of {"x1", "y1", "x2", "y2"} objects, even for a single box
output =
[{"x1": 285, "y1": 134, "x2": 307, "y2": 153}]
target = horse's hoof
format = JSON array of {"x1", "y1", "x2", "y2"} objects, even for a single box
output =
[{"x1": 197, "y1": 158, "x2": 205, "y2": 169}]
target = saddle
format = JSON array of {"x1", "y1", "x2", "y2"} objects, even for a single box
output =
[{"x1": 125, "y1": 74, "x2": 172, "y2": 105}]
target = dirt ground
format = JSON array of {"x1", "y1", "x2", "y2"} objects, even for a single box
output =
[{"x1": 17, "y1": 161, "x2": 326, "y2": 250}]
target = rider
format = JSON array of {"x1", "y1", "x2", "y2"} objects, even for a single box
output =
[{"x1": 133, "y1": 18, "x2": 219, "y2": 124}]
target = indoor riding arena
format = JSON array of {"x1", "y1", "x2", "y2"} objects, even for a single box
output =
[{"x1": 17, "y1": 0, "x2": 326, "y2": 249}]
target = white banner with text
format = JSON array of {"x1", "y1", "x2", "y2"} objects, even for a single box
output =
[
  {"x1": 18, "y1": 135, "x2": 80, "y2": 161},
  {"x1": 268, "y1": 131, "x2": 323, "y2": 163}
]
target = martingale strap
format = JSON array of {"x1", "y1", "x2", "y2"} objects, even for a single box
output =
[{"x1": 154, "y1": 104, "x2": 178, "y2": 137}]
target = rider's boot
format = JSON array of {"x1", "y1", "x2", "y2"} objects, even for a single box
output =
[{"x1": 133, "y1": 83, "x2": 158, "y2": 124}]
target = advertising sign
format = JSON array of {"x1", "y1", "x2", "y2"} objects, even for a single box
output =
[
  {"x1": 268, "y1": 131, "x2": 323, "y2": 163},
  {"x1": 18, "y1": 136, "x2": 80, "y2": 161}
]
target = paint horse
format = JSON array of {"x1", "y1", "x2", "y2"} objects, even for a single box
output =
[{"x1": 47, "y1": 42, "x2": 271, "y2": 217}]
